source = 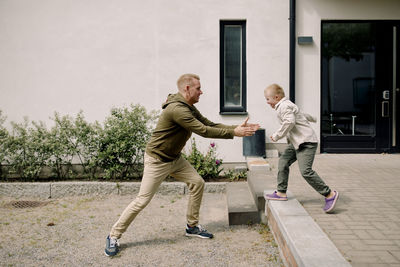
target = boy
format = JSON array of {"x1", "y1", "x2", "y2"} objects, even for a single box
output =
[{"x1": 264, "y1": 83, "x2": 339, "y2": 213}]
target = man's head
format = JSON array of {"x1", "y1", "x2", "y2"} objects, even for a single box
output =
[
  {"x1": 264, "y1": 83, "x2": 285, "y2": 109},
  {"x1": 177, "y1": 73, "x2": 202, "y2": 105}
]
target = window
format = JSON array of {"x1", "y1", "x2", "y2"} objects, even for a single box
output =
[{"x1": 220, "y1": 20, "x2": 247, "y2": 114}]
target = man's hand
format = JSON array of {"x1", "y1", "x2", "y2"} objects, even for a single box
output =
[
  {"x1": 234, "y1": 117, "x2": 260, "y2": 137},
  {"x1": 241, "y1": 117, "x2": 260, "y2": 131},
  {"x1": 270, "y1": 136, "x2": 276, "y2": 142}
]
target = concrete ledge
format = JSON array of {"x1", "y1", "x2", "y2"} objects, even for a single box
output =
[
  {"x1": 51, "y1": 182, "x2": 118, "y2": 198},
  {"x1": 0, "y1": 182, "x2": 51, "y2": 198},
  {"x1": 264, "y1": 190, "x2": 351, "y2": 267},
  {"x1": 246, "y1": 157, "x2": 271, "y2": 172},
  {"x1": 203, "y1": 182, "x2": 226, "y2": 193},
  {"x1": 0, "y1": 182, "x2": 226, "y2": 199}
]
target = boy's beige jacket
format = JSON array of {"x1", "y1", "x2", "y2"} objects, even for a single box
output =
[
  {"x1": 272, "y1": 97, "x2": 318, "y2": 149},
  {"x1": 146, "y1": 93, "x2": 236, "y2": 162}
]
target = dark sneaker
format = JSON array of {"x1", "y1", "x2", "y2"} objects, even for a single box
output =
[
  {"x1": 105, "y1": 235, "x2": 119, "y2": 257},
  {"x1": 324, "y1": 191, "x2": 339, "y2": 213},
  {"x1": 185, "y1": 224, "x2": 213, "y2": 239},
  {"x1": 264, "y1": 191, "x2": 288, "y2": 201}
]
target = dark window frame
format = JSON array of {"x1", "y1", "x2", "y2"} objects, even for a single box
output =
[{"x1": 219, "y1": 20, "x2": 247, "y2": 115}]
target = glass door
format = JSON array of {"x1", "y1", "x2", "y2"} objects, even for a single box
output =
[{"x1": 321, "y1": 21, "x2": 399, "y2": 153}]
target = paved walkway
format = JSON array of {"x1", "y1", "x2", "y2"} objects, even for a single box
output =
[{"x1": 267, "y1": 153, "x2": 400, "y2": 267}]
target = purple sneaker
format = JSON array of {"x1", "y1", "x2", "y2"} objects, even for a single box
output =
[
  {"x1": 324, "y1": 191, "x2": 339, "y2": 213},
  {"x1": 265, "y1": 191, "x2": 288, "y2": 201}
]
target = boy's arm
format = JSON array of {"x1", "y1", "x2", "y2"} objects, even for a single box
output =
[
  {"x1": 271, "y1": 107, "x2": 296, "y2": 142},
  {"x1": 304, "y1": 113, "x2": 317, "y2": 123}
]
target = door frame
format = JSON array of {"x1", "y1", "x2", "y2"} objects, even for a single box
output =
[{"x1": 320, "y1": 20, "x2": 400, "y2": 153}]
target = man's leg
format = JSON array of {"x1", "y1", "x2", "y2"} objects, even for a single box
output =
[
  {"x1": 296, "y1": 143, "x2": 331, "y2": 196},
  {"x1": 276, "y1": 144, "x2": 297, "y2": 194},
  {"x1": 170, "y1": 156, "x2": 204, "y2": 227},
  {"x1": 109, "y1": 154, "x2": 171, "y2": 239},
  {"x1": 170, "y1": 156, "x2": 212, "y2": 238}
]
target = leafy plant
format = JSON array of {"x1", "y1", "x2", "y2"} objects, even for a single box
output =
[
  {"x1": 71, "y1": 112, "x2": 102, "y2": 178},
  {"x1": 97, "y1": 104, "x2": 158, "y2": 179},
  {"x1": 47, "y1": 113, "x2": 77, "y2": 179},
  {"x1": 6, "y1": 118, "x2": 51, "y2": 180},
  {"x1": 0, "y1": 110, "x2": 8, "y2": 178},
  {"x1": 48, "y1": 111, "x2": 102, "y2": 179},
  {"x1": 183, "y1": 138, "x2": 224, "y2": 179},
  {"x1": 224, "y1": 169, "x2": 247, "y2": 182}
]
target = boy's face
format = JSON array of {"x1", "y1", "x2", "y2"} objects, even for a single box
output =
[{"x1": 264, "y1": 89, "x2": 281, "y2": 109}]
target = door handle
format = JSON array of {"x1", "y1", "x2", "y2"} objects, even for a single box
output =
[{"x1": 382, "y1": 101, "x2": 389, "y2": 117}]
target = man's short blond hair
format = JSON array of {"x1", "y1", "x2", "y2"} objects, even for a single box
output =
[
  {"x1": 265, "y1": 83, "x2": 285, "y2": 97},
  {"x1": 177, "y1": 74, "x2": 200, "y2": 91}
]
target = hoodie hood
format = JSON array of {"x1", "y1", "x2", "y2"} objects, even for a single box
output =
[{"x1": 162, "y1": 93, "x2": 192, "y2": 109}]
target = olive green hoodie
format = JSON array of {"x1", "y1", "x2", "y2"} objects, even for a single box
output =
[{"x1": 146, "y1": 93, "x2": 237, "y2": 162}]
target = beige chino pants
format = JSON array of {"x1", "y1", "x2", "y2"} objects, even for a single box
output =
[{"x1": 110, "y1": 153, "x2": 205, "y2": 239}]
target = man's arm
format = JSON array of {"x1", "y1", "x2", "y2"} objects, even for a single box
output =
[
  {"x1": 193, "y1": 106, "x2": 236, "y2": 129},
  {"x1": 173, "y1": 105, "x2": 258, "y2": 138}
]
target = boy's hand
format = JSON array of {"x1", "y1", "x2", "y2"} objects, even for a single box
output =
[{"x1": 270, "y1": 135, "x2": 276, "y2": 142}]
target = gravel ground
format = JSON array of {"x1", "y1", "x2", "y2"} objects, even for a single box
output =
[{"x1": 0, "y1": 193, "x2": 283, "y2": 267}]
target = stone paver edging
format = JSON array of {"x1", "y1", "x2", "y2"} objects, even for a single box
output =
[
  {"x1": 0, "y1": 182, "x2": 226, "y2": 199},
  {"x1": 265, "y1": 190, "x2": 351, "y2": 267}
]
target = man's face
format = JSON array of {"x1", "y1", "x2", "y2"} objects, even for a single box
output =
[
  {"x1": 264, "y1": 90, "x2": 280, "y2": 109},
  {"x1": 186, "y1": 79, "x2": 203, "y2": 104}
]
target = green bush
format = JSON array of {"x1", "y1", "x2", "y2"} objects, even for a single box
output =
[
  {"x1": 0, "y1": 105, "x2": 158, "y2": 181},
  {"x1": 47, "y1": 113, "x2": 78, "y2": 179},
  {"x1": 6, "y1": 118, "x2": 51, "y2": 180},
  {"x1": 71, "y1": 112, "x2": 102, "y2": 178},
  {"x1": 0, "y1": 111, "x2": 8, "y2": 178},
  {"x1": 183, "y1": 138, "x2": 224, "y2": 179},
  {"x1": 224, "y1": 169, "x2": 247, "y2": 182},
  {"x1": 97, "y1": 104, "x2": 158, "y2": 179}
]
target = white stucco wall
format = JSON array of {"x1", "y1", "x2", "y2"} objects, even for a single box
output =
[
  {"x1": 296, "y1": 0, "x2": 400, "y2": 143},
  {"x1": 0, "y1": 0, "x2": 289, "y2": 162}
]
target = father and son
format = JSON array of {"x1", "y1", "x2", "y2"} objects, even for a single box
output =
[{"x1": 105, "y1": 73, "x2": 339, "y2": 256}]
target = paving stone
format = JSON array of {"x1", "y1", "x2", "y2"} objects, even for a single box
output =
[{"x1": 268, "y1": 154, "x2": 400, "y2": 266}]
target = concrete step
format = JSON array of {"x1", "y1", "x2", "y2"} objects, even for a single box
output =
[
  {"x1": 226, "y1": 182, "x2": 260, "y2": 225},
  {"x1": 247, "y1": 170, "x2": 276, "y2": 211},
  {"x1": 265, "y1": 190, "x2": 351, "y2": 267}
]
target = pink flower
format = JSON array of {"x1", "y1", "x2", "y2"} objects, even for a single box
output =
[
  {"x1": 210, "y1": 142, "x2": 215, "y2": 148},
  {"x1": 215, "y1": 160, "x2": 221, "y2": 165}
]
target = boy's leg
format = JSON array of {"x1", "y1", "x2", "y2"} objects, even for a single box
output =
[
  {"x1": 109, "y1": 153, "x2": 171, "y2": 239},
  {"x1": 170, "y1": 156, "x2": 205, "y2": 227},
  {"x1": 277, "y1": 144, "x2": 297, "y2": 193},
  {"x1": 296, "y1": 143, "x2": 331, "y2": 196}
]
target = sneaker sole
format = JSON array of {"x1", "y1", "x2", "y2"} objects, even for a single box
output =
[
  {"x1": 185, "y1": 233, "x2": 213, "y2": 239},
  {"x1": 105, "y1": 247, "x2": 119, "y2": 257},
  {"x1": 104, "y1": 251, "x2": 118, "y2": 257},
  {"x1": 266, "y1": 197, "x2": 288, "y2": 201},
  {"x1": 325, "y1": 191, "x2": 339, "y2": 213}
]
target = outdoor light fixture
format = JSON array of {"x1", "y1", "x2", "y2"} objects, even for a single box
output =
[{"x1": 297, "y1": 36, "x2": 313, "y2": 45}]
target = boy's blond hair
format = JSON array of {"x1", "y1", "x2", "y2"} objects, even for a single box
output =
[
  {"x1": 177, "y1": 74, "x2": 200, "y2": 91},
  {"x1": 265, "y1": 83, "x2": 285, "y2": 97}
]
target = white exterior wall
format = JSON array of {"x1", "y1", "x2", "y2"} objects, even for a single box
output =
[
  {"x1": 0, "y1": 0, "x2": 289, "y2": 162},
  {"x1": 3, "y1": 0, "x2": 399, "y2": 162},
  {"x1": 296, "y1": 0, "x2": 400, "y2": 146}
]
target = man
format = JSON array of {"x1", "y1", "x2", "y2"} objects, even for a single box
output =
[{"x1": 105, "y1": 73, "x2": 259, "y2": 256}]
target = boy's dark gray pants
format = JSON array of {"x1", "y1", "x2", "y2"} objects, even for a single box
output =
[{"x1": 277, "y1": 143, "x2": 331, "y2": 197}]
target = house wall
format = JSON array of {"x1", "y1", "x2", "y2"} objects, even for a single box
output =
[
  {"x1": 0, "y1": 0, "x2": 289, "y2": 162},
  {"x1": 296, "y1": 0, "x2": 400, "y2": 146},
  {"x1": 2, "y1": 0, "x2": 399, "y2": 162}
]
